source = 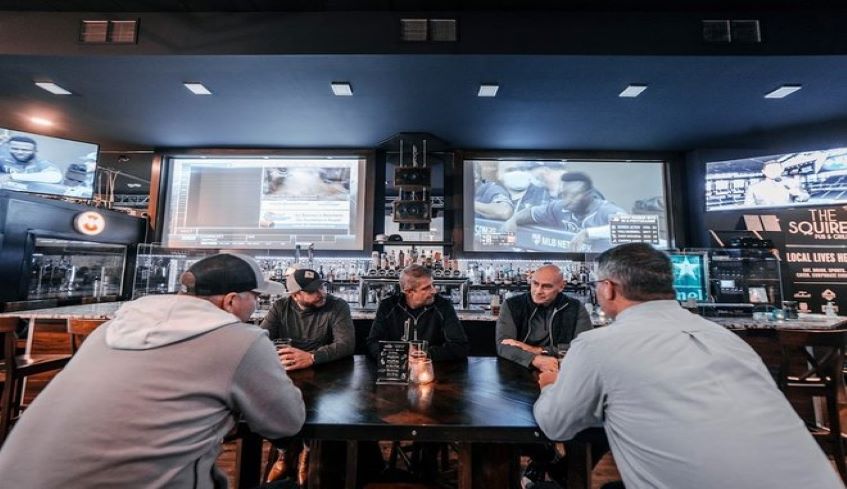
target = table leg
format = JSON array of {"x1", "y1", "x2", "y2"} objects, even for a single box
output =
[
  {"x1": 457, "y1": 442, "x2": 472, "y2": 489},
  {"x1": 345, "y1": 441, "x2": 358, "y2": 489},
  {"x1": 235, "y1": 430, "x2": 263, "y2": 489},
  {"x1": 465, "y1": 443, "x2": 514, "y2": 489},
  {"x1": 565, "y1": 440, "x2": 592, "y2": 489}
]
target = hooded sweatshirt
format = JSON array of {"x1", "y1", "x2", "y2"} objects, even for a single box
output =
[{"x1": 0, "y1": 294, "x2": 306, "y2": 489}]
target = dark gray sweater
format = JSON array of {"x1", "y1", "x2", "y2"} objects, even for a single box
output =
[{"x1": 260, "y1": 294, "x2": 355, "y2": 364}]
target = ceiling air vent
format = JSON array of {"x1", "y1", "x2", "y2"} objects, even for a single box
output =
[
  {"x1": 731, "y1": 20, "x2": 761, "y2": 43},
  {"x1": 401, "y1": 18, "x2": 428, "y2": 42},
  {"x1": 80, "y1": 20, "x2": 109, "y2": 43},
  {"x1": 401, "y1": 18, "x2": 457, "y2": 42},
  {"x1": 702, "y1": 20, "x2": 731, "y2": 43},
  {"x1": 79, "y1": 19, "x2": 139, "y2": 44},
  {"x1": 429, "y1": 19, "x2": 457, "y2": 42},
  {"x1": 110, "y1": 20, "x2": 139, "y2": 44}
]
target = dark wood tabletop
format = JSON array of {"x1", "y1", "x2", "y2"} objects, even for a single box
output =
[{"x1": 287, "y1": 355, "x2": 549, "y2": 444}]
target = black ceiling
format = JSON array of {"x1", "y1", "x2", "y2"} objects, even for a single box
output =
[{"x1": 0, "y1": 5, "x2": 845, "y2": 175}]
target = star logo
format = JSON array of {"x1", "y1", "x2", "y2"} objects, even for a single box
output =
[{"x1": 675, "y1": 257, "x2": 700, "y2": 279}]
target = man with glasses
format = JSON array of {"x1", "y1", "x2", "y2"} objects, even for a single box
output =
[
  {"x1": 0, "y1": 253, "x2": 304, "y2": 488},
  {"x1": 366, "y1": 264, "x2": 468, "y2": 361},
  {"x1": 534, "y1": 243, "x2": 843, "y2": 489}
]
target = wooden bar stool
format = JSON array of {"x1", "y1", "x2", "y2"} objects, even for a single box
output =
[
  {"x1": 67, "y1": 318, "x2": 107, "y2": 354},
  {"x1": 777, "y1": 329, "x2": 847, "y2": 483},
  {"x1": 0, "y1": 317, "x2": 72, "y2": 445}
]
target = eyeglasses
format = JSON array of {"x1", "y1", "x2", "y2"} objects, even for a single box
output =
[{"x1": 587, "y1": 279, "x2": 616, "y2": 290}]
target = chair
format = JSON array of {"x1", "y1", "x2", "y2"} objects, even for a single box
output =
[
  {"x1": 777, "y1": 329, "x2": 847, "y2": 483},
  {"x1": 0, "y1": 317, "x2": 72, "y2": 445},
  {"x1": 67, "y1": 318, "x2": 107, "y2": 354}
]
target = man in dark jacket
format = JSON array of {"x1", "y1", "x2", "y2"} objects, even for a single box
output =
[
  {"x1": 497, "y1": 264, "x2": 592, "y2": 372},
  {"x1": 367, "y1": 264, "x2": 468, "y2": 361}
]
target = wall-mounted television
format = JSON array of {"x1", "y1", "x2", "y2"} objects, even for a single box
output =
[
  {"x1": 0, "y1": 127, "x2": 99, "y2": 199},
  {"x1": 705, "y1": 147, "x2": 847, "y2": 211},
  {"x1": 161, "y1": 156, "x2": 368, "y2": 250},
  {"x1": 463, "y1": 159, "x2": 668, "y2": 253},
  {"x1": 668, "y1": 252, "x2": 709, "y2": 302}
]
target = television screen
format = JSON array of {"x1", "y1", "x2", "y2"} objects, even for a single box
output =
[
  {"x1": 161, "y1": 156, "x2": 367, "y2": 250},
  {"x1": 668, "y1": 252, "x2": 709, "y2": 302},
  {"x1": 0, "y1": 127, "x2": 98, "y2": 199},
  {"x1": 705, "y1": 147, "x2": 847, "y2": 211},
  {"x1": 463, "y1": 159, "x2": 668, "y2": 253}
]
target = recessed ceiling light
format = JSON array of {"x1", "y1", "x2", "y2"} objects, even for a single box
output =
[
  {"x1": 619, "y1": 84, "x2": 648, "y2": 98},
  {"x1": 478, "y1": 84, "x2": 499, "y2": 97},
  {"x1": 331, "y1": 82, "x2": 353, "y2": 96},
  {"x1": 764, "y1": 84, "x2": 802, "y2": 99},
  {"x1": 30, "y1": 117, "x2": 53, "y2": 126},
  {"x1": 183, "y1": 82, "x2": 212, "y2": 95},
  {"x1": 35, "y1": 82, "x2": 72, "y2": 95}
]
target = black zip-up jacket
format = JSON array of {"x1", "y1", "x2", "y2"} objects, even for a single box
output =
[{"x1": 366, "y1": 293, "x2": 469, "y2": 361}]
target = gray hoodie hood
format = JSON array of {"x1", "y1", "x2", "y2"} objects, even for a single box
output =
[{"x1": 105, "y1": 294, "x2": 241, "y2": 350}]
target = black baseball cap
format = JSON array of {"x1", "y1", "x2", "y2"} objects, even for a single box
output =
[
  {"x1": 180, "y1": 253, "x2": 285, "y2": 296},
  {"x1": 286, "y1": 268, "x2": 325, "y2": 293}
]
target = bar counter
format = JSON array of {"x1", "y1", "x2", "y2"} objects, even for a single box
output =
[{"x1": 3, "y1": 300, "x2": 843, "y2": 330}]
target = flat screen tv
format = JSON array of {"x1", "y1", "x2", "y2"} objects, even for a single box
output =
[
  {"x1": 668, "y1": 252, "x2": 709, "y2": 302},
  {"x1": 161, "y1": 156, "x2": 368, "y2": 250},
  {"x1": 705, "y1": 147, "x2": 847, "y2": 211},
  {"x1": 0, "y1": 127, "x2": 99, "y2": 199},
  {"x1": 463, "y1": 159, "x2": 669, "y2": 253}
]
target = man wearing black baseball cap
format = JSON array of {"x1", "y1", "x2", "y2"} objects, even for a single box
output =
[
  {"x1": 261, "y1": 267, "x2": 355, "y2": 371},
  {"x1": 0, "y1": 253, "x2": 304, "y2": 489},
  {"x1": 261, "y1": 266, "x2": 356, "y2": 484}
]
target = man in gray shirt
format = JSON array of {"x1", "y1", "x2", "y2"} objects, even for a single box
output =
[
  {"x1": 261, "y1": 267, "x2": 355, "y2": 370},
  {"x1": 497, "y1": 264, "x2": 592, "y2": 372}
]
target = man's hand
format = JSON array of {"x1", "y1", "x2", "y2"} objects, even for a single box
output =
[
  {"x1": 501, "y1": 338, "x2": 543, "y2": 355},
  {"x1": 531, "y1": 354, "x2": 559, "y2": 373},
  {"x1": 278, "y1": 346, "x2": 315, "y2": 371},
  {"x1": 502, "y1": 217, "x2": 518, "y2": 233},
  {"x1": 538, "y1": 369, "x2": 558, "y2": 389}
]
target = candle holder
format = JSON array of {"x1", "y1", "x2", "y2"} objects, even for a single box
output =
[{"x1": 410, "y1": 358, "x2": 435, "y2": 384}]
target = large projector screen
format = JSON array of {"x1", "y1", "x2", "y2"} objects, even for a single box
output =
[
  {"x1": 463, "y1": 159, "x2": 669, "y2": 253},
  {"x1": 162, "y1": 156, "x2": 367, "y2": 250}
]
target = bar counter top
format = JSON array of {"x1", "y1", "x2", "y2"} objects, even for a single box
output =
[{"x1": 2, "y1": 301, "x2": 844, "y2": 330}]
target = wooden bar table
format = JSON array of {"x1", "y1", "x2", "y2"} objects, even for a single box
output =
[{"x1": 280, "y1": 355, "x2": 564, "y2": 489}]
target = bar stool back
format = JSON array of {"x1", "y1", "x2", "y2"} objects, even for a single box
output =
[
  {"x1": 0, "y1": 317, "x2": 72, "y2": 445},
  {"x1": 777, "y1": 328, "x2": 847, "y2": 483},
  {"x1": 67, "y1": 318, "x2": 107, "y2": 354}
]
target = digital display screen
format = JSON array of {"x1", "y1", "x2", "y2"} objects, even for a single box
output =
[
  {"x1": 0, "y1": 127, "x2": 98, "y2": 199},
  {"x1": 669, "y1": 253, "x2": 708, "y2": 302},
  {"x1": 706, "y1": 147, "x2": 847, "y2": 211},
  {"x1": 463, "y1": 159, "x2": 668, "y2": 252},
  {"x1": 162, "y1": 157, "x2": 367, "y2": 250}
]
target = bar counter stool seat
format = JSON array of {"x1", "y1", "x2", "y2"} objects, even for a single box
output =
[
  {"x1": 777, "y1": 329, "x2": 847, "y2": 484},
  {"x1": 67, "y1": 318, "x2": 107, "y2": 354},
  {"x1": 0, "y1": 317, "x2": 72, "y2": 445}
]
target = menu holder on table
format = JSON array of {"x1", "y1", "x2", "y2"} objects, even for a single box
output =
[{"x1": 376, "y1": 341, "x2": 411, "y2": 384}]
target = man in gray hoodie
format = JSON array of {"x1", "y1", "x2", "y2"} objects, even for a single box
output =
[{"x1": 0, "y1": 253, "x2": 306, "y2": 488}]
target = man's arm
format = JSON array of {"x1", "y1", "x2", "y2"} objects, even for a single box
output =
[
  {"x1": 495, "y1": 300, "x2": 536, "y2": 368},
  {"x1": 366, "y1": 300, "x2": 391, "y2": 360},
  {"x1": 533, "y1": 338, "x2": 604, "y2": 441},
  {"x1": 230, "y1": 336, "x2": 306, "y2": 440},
  {"x1": 503, "y1": 207, "x2": 535, "y2": 232},
  {"x1": 429, "y1": 302, "x2": 468, "y2": 361},
  {"x1": 311, "y1": 299, "x2": 355, "y2": 364},
  {"x1": 10, "y1": 162, "x2": 63, "y2": 184},
  {"x1": 475, "y1": 200, "x2": 514, "y2": 220}
]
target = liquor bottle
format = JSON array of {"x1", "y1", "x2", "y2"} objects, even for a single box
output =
[
  {"x1": 319, "y1": 266, "x2": 325, "y2": 279},
  {"x1": 397, "y1": 250, "x2": 405, "y2": 270},
  {"x1": 380, "y1": 252, "x2": 388, "y2": 270}
]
